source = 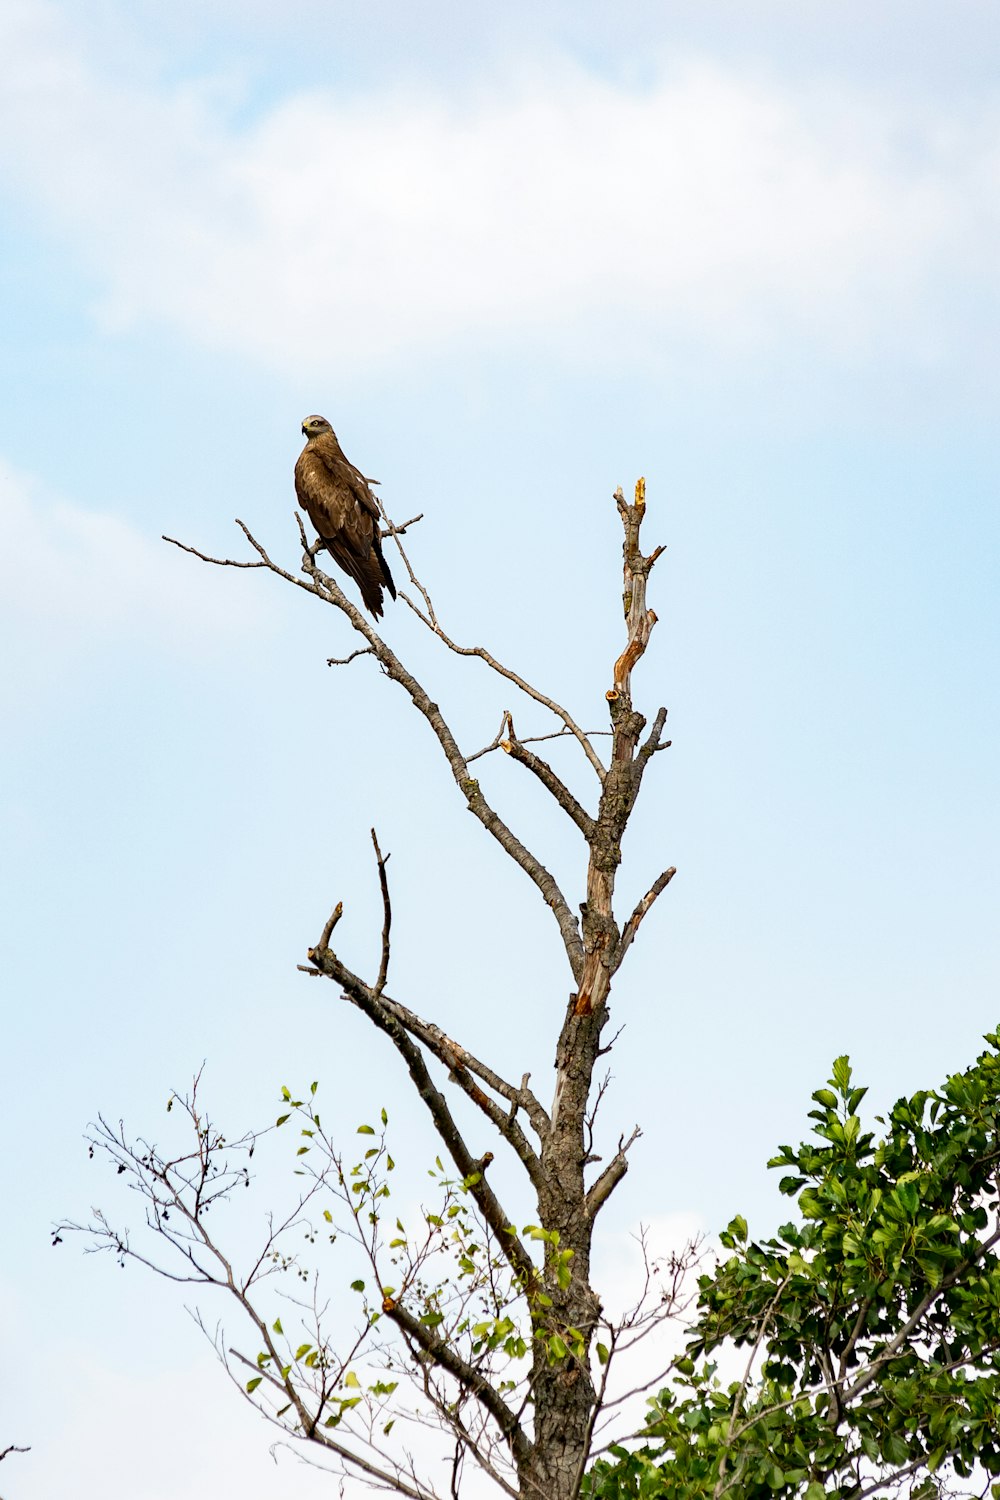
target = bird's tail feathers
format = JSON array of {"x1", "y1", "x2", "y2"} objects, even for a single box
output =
[{"x1": 325, "y1": 537, "x2": 388, "y2": 618}]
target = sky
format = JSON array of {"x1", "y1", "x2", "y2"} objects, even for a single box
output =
[{"x1": 2, "y1": 1, "x2": 999, "y2": 1495}]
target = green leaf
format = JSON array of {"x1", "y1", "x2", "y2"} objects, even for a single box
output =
[
  {"x1": 727, "y1": 1214, "x2": 748, "y2": 1243},
  {"x1": 596, "y1": 1342, "x2": 610, "y2": 1365},
  {"x1": 357, "y1": 1124, "x2": 376, "y2": 1135},
  {"x1": 272, "y1": 1318, "x2": 283, "y2": 1335},
  {"x1": 344, "y1": 1370, "x2": 361, "y2": 1388},
  {"x1": 831, "y1": 1055, "x2": 852, "y2": 1091},
  {"x1": 245, "y1": 1376, "x2": 263, "y2": 1393},
  {"x1": 275, "y1": 1114, "x2": 290, "y2": 1126}
]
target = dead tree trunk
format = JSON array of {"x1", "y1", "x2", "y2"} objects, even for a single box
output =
[{"x1": 98, "y1": 478, "x2": 676, "y2": 1499}]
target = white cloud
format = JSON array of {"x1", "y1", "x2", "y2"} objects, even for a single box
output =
[
  {"x1": 0, "y1": 457, "x2": 271, "y2": 682},
  {"x1": 2, "y1": 0, "x2": 999, "y2": 375}
]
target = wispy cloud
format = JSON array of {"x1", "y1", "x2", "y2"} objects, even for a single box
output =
[
  {"x1": 2, "y1": 1, "x2": 998, "y2": 376},
  {"x1": 0, "y1": 457, "x2": 271, "y2": 693}
]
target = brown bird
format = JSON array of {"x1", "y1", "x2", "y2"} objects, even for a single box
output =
[{"x1": 294, "y1": 415, "x2": 397, "y2": 618}]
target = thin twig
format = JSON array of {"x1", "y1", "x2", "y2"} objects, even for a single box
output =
[
  {"x1": 371, "y1": 829, "x2": 392, "y2": 999},
  {"x1": 225, "y1": 1349, "x2": 436, "y2": 1500},
  {"x1": 399, "y1": 589, "x2": 607, "y2": 780},
  {"x1": 163, "y1": 535, "x2": 268, "y2": 568},
  {"x1": 380, "y1": 512, "x2": 424, "y2": 539},
  {"x1": 388, "y1": 1304, "x2": 531, "y2": 1467},
  {"x1": 584, "y1": 1070, "x2": 613, "y2": 1162},
  {"x1": 328, "y1": 647, "x2": 375, "y2": 667},
  {"x1": 372, "y1": 494, "x2": 438, "y2": 626},
  {"x1": 466, "y1": 714, "x2": 507, "y2": 765},
  {"x1": 468, "y1": 723, "x2": 612, "y2": 764}
]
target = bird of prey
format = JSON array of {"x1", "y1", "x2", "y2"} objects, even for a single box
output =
[{"x1": 294, "y1": 415, "x2": 397, "y2": 618}]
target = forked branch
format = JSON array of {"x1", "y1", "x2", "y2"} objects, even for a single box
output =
[
  {"x1": 304, "y1": 934, "x2": 548, "y2": 1196},
  {"x1": 500, "y1": 712, "x2": 596, "y2": 839}
]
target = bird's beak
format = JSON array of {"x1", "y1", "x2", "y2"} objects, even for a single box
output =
[{"x1": 301, "y1": 424, "x2": 308, "y2": 436}]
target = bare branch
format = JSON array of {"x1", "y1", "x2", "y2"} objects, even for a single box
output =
[
  {"x1": 399, "y1": 592, "x2": 607, "y2": 780},
  {"x1": 468, "y1": 723, "x2": 612, "y2": 765},
  {"x1": 380, "y1": 512, "x2": 424, "y2": 539},
  {"x1": 370, "y1": 493, "x2": 439, "y2": 626},
  {"x1": 371, "y1": 829, "x2": 392, "y2": 999},
  {"x1": 318, "y1": 901, "x2": 343, "y2": 953},
  {"x1": 583, "y1": 1069, "x2": 612, "y2": 1163},
  {"x1": 388, "y1": 1302, "x2": 532, "y2": 1469},
  {"x1": 501, "y1": 712, "x2": 596, "y2": 840},
  {"x1": 585, "y1": 1126, "x2": 641, "y2": 1219},
  {"x1": 327, "y1": 647, "x2": 375, "y2": 667},
  {"x1": 306, "y1": 938, "x2": 541, "y2": 1290},
  {"x1": 374, "y1": 992, "x2": 551, "y2": 1150},
  {"x1": 162, "y1": 534, "x2": 269, "y2": 568},
  {"x1": 633, "y1": 706, "x2": 669, "y2": 784},
  {"x1": 616, "y1": 867, "x2": 676, "y2": 967},
  {"x1": 224, "y1": 1350, "x2": 439, "y2": 1500},
  {"x1": 298, "y1": 551, "x2": 586, "y2": 982},
  {"x1": 299, "y1": 907, "x2": 552, "y2": 1162},
  {"x1": 611, "y1": 479, "x2": 661, "y2": 700},
  {"x1": 466, "y1": 713, "x2": 508, "y2": 764}
]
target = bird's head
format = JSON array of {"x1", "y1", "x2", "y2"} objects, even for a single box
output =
[{"x1": 301, "y1": 415, "x2": 334, "y2": 439}]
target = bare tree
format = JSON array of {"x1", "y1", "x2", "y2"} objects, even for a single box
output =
[{"x1": 66, "y1": 479, "x2": 684, "y2": 1500}]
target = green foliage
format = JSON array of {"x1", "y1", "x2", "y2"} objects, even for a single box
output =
[{"x1": 586, "y1": 1033, "x2": 1000, "y2": 1499}]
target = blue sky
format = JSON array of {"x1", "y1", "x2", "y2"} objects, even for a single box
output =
[{"x1": 2, "y1": 2, "x2": 999, "y2": 1495}]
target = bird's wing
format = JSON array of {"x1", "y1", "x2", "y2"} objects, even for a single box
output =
[
  {"x1": 294, "y1": 439, "x2": 395, "y2": 615},
  {"x1": 313, "y1": 435, "x2": 383, "y2": 525},
  {"x1": 294, "y1": 448, "x2": 352, "y2": 539}
]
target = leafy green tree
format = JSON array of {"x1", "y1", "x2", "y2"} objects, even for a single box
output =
[{"x1": 586, "y1": 1037, "x2": 1000, "y2": 1500}]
